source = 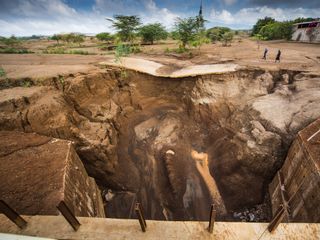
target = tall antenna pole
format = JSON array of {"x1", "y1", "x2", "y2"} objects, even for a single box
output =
[{"x1": 199, "y1": 0, "x2": 203, "y2": 16}]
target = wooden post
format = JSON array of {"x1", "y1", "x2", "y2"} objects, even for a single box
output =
[
  {"x1": 57, "y1": 201, "x2": 81, "y2": 231},
  {"x1": 208, "y1": 204, "x2": 216, "y2": 233},
  {"x1": 268, "y1": 205, "x2": 285, "y2": 232},
  {"x1": 0, "y1": 200, "x2": 27, "y2": 229},
  {"x1": 135, "y1": 203, "x2": 147, "y2": 232}
]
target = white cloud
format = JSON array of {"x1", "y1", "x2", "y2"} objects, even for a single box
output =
[
  {"x1": 209, "y1": 6, "x2": 320, "y2": 28},
  {"x1": 223, "y1": 0, "x2": 237, "y2": 6},
  {"x1": 141, "y1": 0, "x2": 180, "y2": 28},
  {"x1": 11, "y1": 0, "x2": 77, "y2": 18},
  {"x1": 0, "y1": 12, "x2": 111, "y2": 36},
  {"x1": 0, "y1": 0, "x2": 182, "y2": 36}
]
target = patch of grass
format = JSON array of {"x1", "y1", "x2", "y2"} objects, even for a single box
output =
[
  {"x1": 68, "y1": 50, "x2": 89, "y2": 55},
  {"x1": 0, "y1": 48, "x2": 34, "y2": 54},
  {"x1": 0, "y1": 67, "x2": 6, "y2": 78},
  {"x1": 43, "y1": 48, "x2": 91, "y2": 55},
  {"x1": 21, "y1": 80, "x2": 32, "y2": 88},
  {"x1": 164, "y1": 46, "x2": 189, "y2": 54}
]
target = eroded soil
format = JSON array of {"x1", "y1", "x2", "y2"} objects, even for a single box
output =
[{"x1": 1, "y1": 63, "x2": 319, "y2": 221}]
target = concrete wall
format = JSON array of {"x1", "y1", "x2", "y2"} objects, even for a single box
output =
[
  {"x1": 269, "y1": 119, "x2": 320, "y2": 222},
  {"x1": 292, "y1": 25, "x2": 320, "y2": 43}
]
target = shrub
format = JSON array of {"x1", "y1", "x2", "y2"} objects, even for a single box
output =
[
  {"x1": 222, "y1": 32, "x2": 234, "y2": 46},
  {"x1": 207, "y1": 27, "x2": 231, "y2": 43},
  {"x1": 96, "y1": 32, "x2": 114, "y2": 42},
  {"x1": 115, "y1": 43, "x2": 131, "y2": 62}
]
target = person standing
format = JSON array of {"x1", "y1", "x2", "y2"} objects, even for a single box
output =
[
  {"x1": 262, "y1": 48, "x2": 268, "y2": 60},
  {"x1": 275, "y1": 50, "x2": 281, "y2": 63}
]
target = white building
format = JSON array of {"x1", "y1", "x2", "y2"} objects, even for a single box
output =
[{"x1": 292, "y1": 20, "x2": 320, "y2": 43}]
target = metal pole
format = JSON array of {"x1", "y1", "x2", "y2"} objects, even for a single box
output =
[
  {"x1": 208, "y1": 204, "x2": 216, "y2": 233},
  {"x1": 0, "y1": 200, "x2": 27, "y2": 229},
  {"x1": 135, "y1": 203, "x2": 147, "y2": 232},
  {"x1": 57, "y1": 201, "x2": 81, "y2": 231}
]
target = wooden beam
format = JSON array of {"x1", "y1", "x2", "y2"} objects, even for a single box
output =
[
  {"x1": 135, "y1": 203, "x2": 147, "y2": 232},
  {"x1": 0, "y1": 200, "x2": 27, "y2": 229},
  {"x1": 268, "y1": 205, "x2": 285, "y2": 232},
  {"x1": 208, "y1": 204, "x2": 216, "y2": 233},
  {"x1": 57, "y1": 201, "x2": 81, "y2": 231}
]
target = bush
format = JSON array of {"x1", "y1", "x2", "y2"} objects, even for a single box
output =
[
  {"x1": 207, "y1": 27, "x2": 231, "y2": 43},
  {"x1": 96, "y1": 32, "x2": 114, "y2": 42},
  {"x1": 51, "y1": 33, "x2": 85, "y2": 45},
  {"x1": 222, "y1": 32, "x2": 234, "y2": 46}
]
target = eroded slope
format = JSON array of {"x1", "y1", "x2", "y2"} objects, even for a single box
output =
[{"x1": 0, "y1": 67, "x2": 319, "y2": 221}]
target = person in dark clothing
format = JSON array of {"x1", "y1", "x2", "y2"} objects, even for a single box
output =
[
  {"x1": 275, "y1": 50, "x2": 281, "y2": 63},
  {"x1": 262, "y1": 48, "x2": 268, "y2": 60}
]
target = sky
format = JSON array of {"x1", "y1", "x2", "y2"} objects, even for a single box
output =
[{"x1": 0, "y1": 0, "x2": 319, "y2": 36}]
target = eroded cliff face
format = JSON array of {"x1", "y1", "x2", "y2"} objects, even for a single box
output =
[{"x1": 0, "y1": 67, "x2": 319, "y2": 221}]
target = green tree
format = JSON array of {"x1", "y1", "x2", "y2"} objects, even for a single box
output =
[
  {"x1": 138, "y1": 23, "x2": 168, "y2": 44},
  {"x1": 109, "y1": 15, "x2": 141, "y2": 42},
  {"x1": 259, "y1": 21, "x2": 293, "y2": 40},
  {"x1": 252, "y1": 17, "x2": 275, "y2": 36},
  {"x1": 222, "y1": 32, "x2": 234, "y2": 46},
  {"x1": 96, "y1": 32, "x2": 114, "y2": 42},
  {"x1": 174, "y1": 17, "x2": 199, "y2": 49},
  {"x1": 170, "y1": 30, "x2": 179, "y2": 40},
  {"x1": 51, "y1": 34, "x2": 62, "y2": 44}
]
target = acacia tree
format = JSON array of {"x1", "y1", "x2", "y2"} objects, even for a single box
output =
[
  {"x1": 73, "y1": 34, "x2": 85, "y2": 46},
  {"x1": 174, "y1": 17, "x2": 199, "y2": 49},
  {"x1": 109, "y1": 15, "x2": 141, "y2": 42},
  {"x1": 138, "y1": 23, "x2": 168, "y2": 44},
  {"x1": 51, "y1": 34, "x2": 62, "y2": 44}
]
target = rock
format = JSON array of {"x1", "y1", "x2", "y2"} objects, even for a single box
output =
[{"x1": 0, "y1": 131, "x2": 105, "y2": 217}]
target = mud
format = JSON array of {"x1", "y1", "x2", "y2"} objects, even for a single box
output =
[{"x1": 0, "y1": 66, "x2": 319, "y2": 221}]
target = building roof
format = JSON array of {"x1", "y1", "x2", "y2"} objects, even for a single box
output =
[{"x1": 293, "y1": 20, "x2": 320, "y2": 25}]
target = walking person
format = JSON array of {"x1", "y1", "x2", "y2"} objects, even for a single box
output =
[
  {"x1": 275, "y1": 49, "x2": 281, "y2": 63},
  {"x1": 262, "y1": 48, "x2": 268, "y2": 60}
]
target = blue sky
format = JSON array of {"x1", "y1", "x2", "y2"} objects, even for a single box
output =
[{"x1": 0, "y1": 0, "x2": 319, "y2": 36}]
